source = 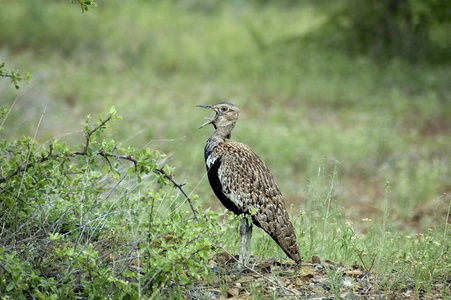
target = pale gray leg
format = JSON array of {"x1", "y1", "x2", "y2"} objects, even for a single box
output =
[{"x1": 239, "y1": 217, "x2": 253, "y2": 269}]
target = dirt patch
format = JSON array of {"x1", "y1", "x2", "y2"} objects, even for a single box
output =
[{"x1": 184, "y1": 253, "x2": 448, "y2": 299}]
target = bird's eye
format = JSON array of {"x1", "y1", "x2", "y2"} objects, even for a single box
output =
[{"x1": 220, "y1": 107, "x2": 228, "y2": 112}]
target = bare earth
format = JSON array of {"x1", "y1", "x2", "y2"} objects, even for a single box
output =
[{"x1": 184, "y1": 253, "x2": 448, "y2": 300}]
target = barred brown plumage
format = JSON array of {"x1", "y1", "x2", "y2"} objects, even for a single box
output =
[{"x1": 197, "y1": 102, "x2": 301, "y2": 269}]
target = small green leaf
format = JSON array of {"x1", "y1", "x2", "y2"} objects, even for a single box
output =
[
  {"x1": 6, "y1": 281, "x2": 14, "y2": 291},
  {"x1": 102, "y1": 164, "x2": 110, "y2": 174}
]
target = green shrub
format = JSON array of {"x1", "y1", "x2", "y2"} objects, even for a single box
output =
[
  {"x1": 322, "y1": 0, "x2": 451, "y2": 62},
  {"x1": 0, "y1": 107, "x2": 223, "y2": 298}
]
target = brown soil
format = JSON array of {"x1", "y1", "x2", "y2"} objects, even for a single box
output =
[{"x1": 184, "y1": 253, "x2": 449, "y2": 300}]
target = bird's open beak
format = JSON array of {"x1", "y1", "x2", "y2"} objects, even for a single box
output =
[{"x1": 196, "y1": 105, "x2": 217, "y2": 129}]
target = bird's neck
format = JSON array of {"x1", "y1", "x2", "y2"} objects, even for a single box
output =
[{"x1": 204, "y1": 128, "x2": 231, "y2": 160}]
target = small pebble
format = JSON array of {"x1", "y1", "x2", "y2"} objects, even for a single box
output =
[{"x1": 312, "y1": 255, "x2": 322, "y2": 264}]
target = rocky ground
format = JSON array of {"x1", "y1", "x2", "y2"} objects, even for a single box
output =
[{"x1": 183, "y1": 253, "x2": 449, "y2": 300}]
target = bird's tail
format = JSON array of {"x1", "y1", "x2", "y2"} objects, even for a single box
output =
[{"x1": 252, "y1": 208, "x2": 301, "y2": 264}]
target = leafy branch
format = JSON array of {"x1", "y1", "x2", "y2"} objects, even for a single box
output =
[
  {"x1": 0, "y1": 106, "x2": 200, "y2": 222},
  {"x1": 0, "y1": 107, "x2": 124, "y2": 184},
  {"x1": 0, "y1": 61, "x2": 32, "y2": 90},
  {"x1": 70, "y1": 0, "x2": 98, "y2": 13}
]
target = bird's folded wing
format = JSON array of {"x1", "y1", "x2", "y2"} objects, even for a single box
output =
[{"x1": 212, "y1": 141, "x2": 301, "y2": 263}]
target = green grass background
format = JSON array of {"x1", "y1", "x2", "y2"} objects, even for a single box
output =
[{"x1": 1, "y1": 0, "x2": 450, "y2": 260}]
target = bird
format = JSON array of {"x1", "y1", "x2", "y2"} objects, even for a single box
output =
[{"x1": 197, "y1": 102, "x2": 301, "y2": 269}]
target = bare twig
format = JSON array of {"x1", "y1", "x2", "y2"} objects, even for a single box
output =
[
  {"x1": 97, "y1": 150, "x2": 138, "y2": 171},
  {"x1": 156, "y1": 168, "x2": 199, "y2": 223},
  {"x1": 0, "y1": 261, "x2": 10, "y2": 275},
  {"x1": 357, "y1": 251, "x2": 376, "y2": 272}
]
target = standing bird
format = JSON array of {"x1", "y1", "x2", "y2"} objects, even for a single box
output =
[{"x1": 197, "y1": 102, "x2": 301, "y2": 269}]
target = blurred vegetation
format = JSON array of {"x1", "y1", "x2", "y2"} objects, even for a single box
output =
[
  {"x1": 322, "y1": 0, "x2": 451, "y2": 63},
  {"x1": 1, "y1": 0, "x2": 450, "y2": 224}
]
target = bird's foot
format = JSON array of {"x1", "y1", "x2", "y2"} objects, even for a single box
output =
[{"x1": 229, "y1": 265, "x2": 244, "y2": 274}]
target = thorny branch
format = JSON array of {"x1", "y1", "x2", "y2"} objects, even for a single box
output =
[
  {"x1": 97, "y1": 149, "x2": 138, "y2": 171},
  {"x1": 157, "y1": 168, "x2": 199, "y2": 223},
  {"x1": 0, "y1": 149, "x2": 138, "y2": 185},
  {"x1": 0, "y1": 116, "x2": 200, "y2": 223},
  {"x1": 75, "y1": 115, "x2": 112, "y2": 156},
  {"x1": 0, "y1": 118, "x2": 126, "y2": 184},
  {"x1": 0, "y1": 151, "x2": 59, "y2": 184}
]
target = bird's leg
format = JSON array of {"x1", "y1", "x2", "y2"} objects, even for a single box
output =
[
  {"x1": 239, "y1": 216, "x2": 253, "y2": 269},
  {"x1": 244, "y1": 217, "x2": 253, "y2": 266}
]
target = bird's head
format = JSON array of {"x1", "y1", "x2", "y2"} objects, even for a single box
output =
[{"x1": 197, "y1": 102, "x2": 240, "y2": 133}]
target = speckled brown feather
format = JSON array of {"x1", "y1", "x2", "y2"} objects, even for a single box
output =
[
  {"x1": 199, "y1": 102, "x2": 301, "y2": 264},
  {"x1": 209, "y1": 141, "x2": 301, "y2": 264}
]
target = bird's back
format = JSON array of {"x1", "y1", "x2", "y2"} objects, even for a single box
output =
[{"x1": 205, "y1": 140, "x2": 301, "y2": 264}]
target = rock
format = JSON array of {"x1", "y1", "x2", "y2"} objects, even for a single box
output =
[
  {"x1": 228, "y1": 287, "x2": 240, "y2": 297},
  {"x1": 340, "y1": 292, "x2": 359, "y2": 299},
  {"x1": 312, "y1": 255, "x2": 322, "y2": 264}
]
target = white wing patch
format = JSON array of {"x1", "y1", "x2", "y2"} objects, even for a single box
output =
[
  {"x1": 206, "y1": 154, "x2": 217, "y2": 169},
  {"x1": 227, "y1": 190, "x2": 244, "y2": 211}
]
